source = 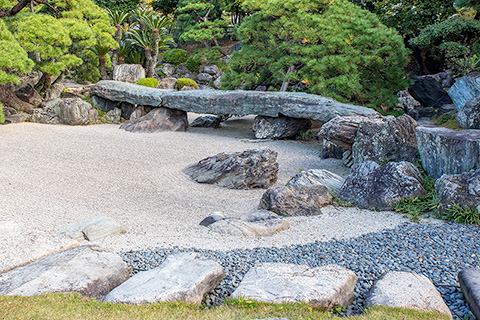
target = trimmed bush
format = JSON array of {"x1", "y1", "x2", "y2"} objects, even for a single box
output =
[
  {"x1": 0, "y1": 102, "x2": 4, "y2": 124},
  {"x1": 185, "y1": 55, "x2": 203, "y2": 72},
  {"x1": 163, "y1": 49, "x2": 189, "y2": 66},
  {"x1": 176, "y1": 78, "x2": 198, "y2": 90},
  {"x1": 137, "y1": 77, "x2": 159, "y2": 88}
]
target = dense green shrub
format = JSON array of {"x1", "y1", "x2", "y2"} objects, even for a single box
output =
[
  {"x1": 94, "y1": 0, "x2": 140, "y2": 11},
  {"x1": 176, "y1": 77, "x2": 198, "y2": 90},
  {"x1": 184, "y1": 55, "x2": 203, "y2": 72},
  {"x1": 0, "y1": 102, "x2": 4, "y2": 124},
  {"x1": 137, "y1": 78, "x2": 159, "y2": 88},
  {"x1": 163, "y1": 49, "x2": 189, "y2": 66},
  {"x1": 222, "y1": 0, "x2": 410, "y2": 110}
]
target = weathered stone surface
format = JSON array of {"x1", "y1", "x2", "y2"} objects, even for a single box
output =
[
  {"x1": 88, "y1": 108, "x2": 98, "y2": 123},
  {"x1": 416, "y1": 127, "x2": 480, "y2": 178},
  {"x1": 129, "y1": 106, "x2": 152, "y2": 121},
  {"x1": 91, "y1": 80, "x2": 172, "y2": 107},
  {"x1": 0, "y1": 246, "x2": 129, "y2": 298},
  {"x1": 202, "y1": 64, "x2": 220, "y2": 75},
  {"x1": 352, "y1": 115, "x2": 418, "y2": 164},
  {"x1": 91, "y1": 95, "x2": 118, "y2": 112},
  {"x1": 190, "y1": 115, "x2": 219, "y2": 128},
  {"x1": 213, "y1": 78, "x2": 222, "y2": 89},
  {"x1": 113, "y1": 64, "x2": 145, "y2": 83},
  {"x1": 397, "y1": 89, "x2": 423, "y2": 119},
  {"x1": 231, "y1": 263, "x2": 357, "y2": 311},
  {"x1": 286, "y1": 169, "x2": 345, "y2": 192},
  {"x1": 52, "y1": 98, "x2": 93, "y2": 125},
  {"x1": 448, "y1": 72, "x2": 480, "y2": 111},
  {"x1": 15, "y1": 86, "x2": 42, "y2": 107},
  {"x1": 180, "y1": 85, "x2": 197, "y2": 91},
  {"x1": 104, "y1": 252, "x2": 225, "y2": 305},
  {"x1": 457, "y1": 96, "x2": 480, "y2": 129},
  {"x1": 27, "y1": 108, "x2": 62, "y2": 124},
  {"x1": 199, "y1": 212, "x2": 225, "y2": 227},
  {"x1": 435, "y1": 169, "x2": 480, "y2": 212},
  {"x1": 3, "y1": 114, "x2": 27, "y2": 124},
  {"x1": 45, "y1": 83, "x2": 64, "y2": 101},
  {"x1": 196, "y1": 73, "x2": 213, "y2": 84},
  {"x1": 105, "y1": 107, "x2": 122, "y2": 123},
  {"x1": 318, "y1": 116, "x2": 366, "y2": 159},
  {"x1": 162, "y1": 90, "x2": 378, "y2": 122},
  {"x1": 159, "y1": 63, "x2": 175, "y2": 76},
  {"x1": 365, "y1": 271, "x2": 452, "y2": 319},
  {"x1": 118, "y1": 102, "x2": 136, "y2": 120},
  {"x1": 157, "y1": 77, "x2": 177, "y2": 90},
  {"x1": 207, "y1": 210, "x2": 290, "y2": 237},
  {"x1": 57, "y1": 216, "x2": 124, "y2": 242},
  {"x1": 458, "y1": 268, "x2": 480, "y2": 319},
  {"x1": 11, "y1": 71, "x2": 42, "y2": 91},
  {"x1": 0, "y1": 219, "x2": 78, "y2": 274},
  {"x1": 338, "y1": 161, "x2": 426, "y2": 210},
  {"x1": 175, "y1": 64, "x2": 189, "y2": 76},
  {"x1": 408, "y1": 75, "x2": 452, "y2": 109},
  {"x1": 253, "y1": 116, "x2": 311, "y2": 139},
  {"x1": 259, "y1": 185, "x2": 332, "y2": 216},
  {"x1": 120, "y1": 107, "x2": 188, "y2": 133},
  {"x1": 184, "y1": 149, "x2": 278, "y2": 189}
]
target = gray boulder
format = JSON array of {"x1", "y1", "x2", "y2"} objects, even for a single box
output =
[
  {"x1": 397, "y1": 89, "x2": 423, "y2": 119},
  {"x1": 105, "y1": 107, "x2": 122, "y2": 123},
  {"x1": 120, "y1": 108, "x2": 188, "y2": 133},
  {"x1": 318, "y1": 116, "x2": 366, "y2": 159},
  {"x1": 231, "y1": 263, "x2": 357, "y2": 311},
  {"x1": 408, "y1": 75, "x2": 452, "y2": 109},
  {"x1": 448, "y1": 72, "x2": 480, "y2": 111},
  {"x1": 104, "y1": 252, "x2": 225, "y2": 305},
  {"x1": 27, "y1": 108, "x2": 62, "y2": 124},
  {"x1": 338, "y1": 161, "x2": 426, "y2": 210},
  {"x1": 253, "y1": 116, "x2": 311, "y2": 139},
  {"x1": 435, "y1": 169, "x2": 480, "y2": 212},
  {"x1": 259, "y1": 185, "x2": 332, "y2": 216},
  {"x1": 456, "y1": 96, "x2": 480, "y2": 129},
  {"x1": 184, "y1": 149, "x2": 278, "y2": 189},
  {"x1": 157, "y1": 77, "x2": 177, "y2": 90},
  {"x1": 52, "y1": 98, "x2": 93, "y2": 125},
  {"x1": 190, "y1": 115, "x2": 219, "y2": 128},
  {"x1": 159, "y1": 63, "x2": 175, "y2": 76},
  {"x1": 45, "y1": 83, "x2": 64, "y2": 101},
  {"x1": 199, "y1": 212, "x2": 226, "y2": 227},
  {"x1": 3, "y1": 114, "x2": 27, "y2": 124},
  {"x1": 213, "y1": 78, "x2": 222, "y2": 89},
  {"x1": 365, "y1": 271, "x2": 452, "y2": 319},
  {"x1": 91, "y1": 95, "x2": 118, "y2": 112},
  {"x1": 113, "y1": 64, "x2": 145, "y2": 83},
  {"x1": 119, "y1": 102, "x2": 136, "y2": 119},
  {"x1": 0, "y1": 246, "x2": 130, "y2": 299},
  {"x1": 196, "y1": 73, "x2": 213, "y2": 84},
  {"x1": 458, "y1": 268, "x2": 480, "y2": 320},
  {"x1": 15, "y1": 86, "x2": 42, "y2": 107},
  {"x1": 57, "y1": 216, "x2": 124, "y2": 242},
  {"x1": 202, "y1": 64, "x2": 220, "y2": 75},
  {"x1": 286, "y1": 169, "x2": 345, "y2": 192},
  {"x1": 175, "y1": 64, "x2": 189, "y2": 76},
  {"x1": 129, "y1": 106, "x2": 152, "y2": 121},
  {"x1": 416, "y1": 127, "x2": 480, "y2": 178}
]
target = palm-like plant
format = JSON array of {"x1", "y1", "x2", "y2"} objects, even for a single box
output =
[
  {"x1": 140, "y1": 14, "x2": 174, "y2": 76},
  {"x1": 456, "y1": 0, "x2": 480, "y2": 18},
  {"x1": 106, "y1": 9, "x2": 132, "y2": 67},
  {"x1": 127, "y1": 29, "x2": 154, "y2": 75}
]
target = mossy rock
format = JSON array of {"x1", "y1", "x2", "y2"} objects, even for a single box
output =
[
  {"x1": 176, "y1": 78, "x2": 198, "y2": 90},
  {"x1": 137, "y1": 78, "x2": 159, "y2": 88}
]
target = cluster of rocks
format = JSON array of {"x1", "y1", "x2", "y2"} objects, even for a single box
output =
[{"x1": 157, "y1": 62, "x2": 225, "y2": 90}]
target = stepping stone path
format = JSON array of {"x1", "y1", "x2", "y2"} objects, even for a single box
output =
[
  {"x1": 458, "y1": 268, "x2": 480, "y2": 319},
  {"x1": 231, "y1": 263, "x2": 357, "y2": 311},
  {"x1": 286, "y1": 169, "x2": 345, "y2": 192},
  {"x1": 0, "y1": 219, "x2": 78, "y2": 274},
  {"x1": 104, "y1": 252, "x2": 225, "y2": 305},
  {"x1": 365, "y1": 271, "x2": 453, "y2": 319},
  {"x1": 0, "y1": 246, "x2": 129, "y2": 299},
  {"x1": 57, "y1": 216, "x2": 124, "y2": 241}
]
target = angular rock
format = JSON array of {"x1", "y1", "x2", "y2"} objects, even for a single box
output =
[
  {"x1": 113, "y1": 64, "x2": 145, "y2": 83},
  {"x1": 157, "y1": 77, "x2": 177, "y2": 90},
  {"x1": 3, "y1": 114, "x2": 27, "y2": 124},
  {"x1": 408, "y1": 75, "x2": 452, "y2": 109},
  {"x1": 196, "y1": 73, "x2": 213, "y2": 84},
  {"x1": 458, "y1": 268, "x2": 480, "y2": 320},
  {"x1": 253, "y1": 115, "x2": 311, "y2": 139},
  {"x1": 120, "y1": 107, "x2": 187, "y2": 133},
  {"x1": 318, "y1": 116, "x2": 366, "y2": 159},
  {"x1": 57, "y1": 216, "x2": 124, "y2": 242},
  {"x1": 104, "y1": 252, "x2": 225, "y2": 305},
  {"x1": 448, "y1": 72, "x2": 480, "y2": 111},
  {"x1": 0, "y1": 219, "x2": 78, "y2": 274},
  {"x1": 27, "y1": 108, "x2": 62, "y2": 124},
  {"x1": 338, "y1": 161, "x2": 426, "y2": 210},
  {"x1": 397, "y1": 89, "x2": 423, "y2": 119},
  {"x1": 435, "y1": 169, "x2": 480, "y2": 212},
  {"x1": 15, "y1": 86, "x2": 42, "y2": 107},
  {"x1": 456, "y1": 96, "x2": 480, "y2": 129},
  {"x1": 365, "y1": 271, "x2": 452, "y2": 319},
  {"x1": 199, "y1": 212, "x2": 226, "y2": 227},
  {"x1": 259, "y1": 185, "x2": 332, "y2": 216},
  {"x1": 45, "y1": 83, "x2": 64, "y2": 101},
  {"x1": 88, "y1": 108, "x2": 98, "y2": 123},
  {"x1": 416, "y1": 127, "x2": 480, "y2": 178},
  {"x1": 207, "y1": 210, "x2": 290, "y2": 237},
  {"x1": 175, "y1": 64, "x2": 189, "y2": 76},
  {"x1": 91, "y1": 95, "x2": 118, "y2": 112},
  {"x1": 190, "y1": 115, "x2": 219, "y2": 128},
  {"x1": 231, "y1": 263, "x2": 357, "y2": 311},
  {"x1": 91, "y1": 80, "x2": 172, "y2": 107},
  {"x1": 0, "y1": 246, "x2": 129, "y2": 299},
  {"x1": 213, "y1": 78, "x2": 222, "y2": 89},
  {"x1": 184, "y1": 149, "x2": 278, "y2": 189},
  {"x1": 129, "y1": 106, "x2": 152, "y2": 121},
  {"x1": 162, "y1": 90, "x2": 378, "y2": 123},
  {"x1": 352, "y1": 115, "x2": 418, "y2": 165},
  {"x1": 11, "y1": 70, "x2": 42, "y2": 91},
  {"x1": 52, "y1": 98, "x2": 93, "y2": 125},
  {"x1": 286, "y1": 169, "x2": 345, "y2": 192},
  {"x1": 202, "y1": 65, "x2": 220, "y2": 75},
  {"x1": 105, "y1": 107, "x2": 122, "y2": 123},
  {"x1": 159, "y1": 63, "x2": 175, "y2": 76},
  {"x1": 120, "y1": 102, "x2": 136, "y2": 120}
]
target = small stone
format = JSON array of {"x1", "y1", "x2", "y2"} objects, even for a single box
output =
[{"x1": 57, "y1": 216, "x2": 124, "y2": 242}]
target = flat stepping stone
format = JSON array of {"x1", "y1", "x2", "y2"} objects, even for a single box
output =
[
  {"x1": 365, "y1": 271, "x2": 452, "y2": 319},
  {"x1": 231, "y1": 263, "x2": 357, "y2": 311},
  {"x1": 458, "y1": 268, "x2": 480, "y2": 319},
  {"x1": 0, "y1": 219, "x2": 79, "y2": 274},
  {"x1": 104, "y1": 252, "x2": 225, "y2": 305},
  {"x1": 0, "y1": 246, "x2": 129, "y2": 298},
  {"x1": 57, "y1": 216, "x2": 124, "y2": 241}
]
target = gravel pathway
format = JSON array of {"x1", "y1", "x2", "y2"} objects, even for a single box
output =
[{"x1": 120, "y1": 222, "x2": 480, "y2": 319}]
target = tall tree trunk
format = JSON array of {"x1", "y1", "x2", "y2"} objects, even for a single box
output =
[
  {"x1": 151, "y1": 29, "x2": 159, "y2": 78},
  {"x1": 144, "y1": 47, "x2": 153, "y2": 78},
  {"x1": 280, "y1": 65, "x2": 295, "y2": 92},
  {"x1": 99, "y1": 55, "x2": 108, "y2": 80},
  {"x1": 111, "y1": 24, "x2": 122, "y2": 69}
]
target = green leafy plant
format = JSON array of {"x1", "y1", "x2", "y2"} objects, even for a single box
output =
[
  {"x1": 0, "y1": 102, "x2": 5, "y2": 124},
  {"x1": 330, "y1": 190, "x2": 355, "y2": 207},
  {"x1": 163, "y1": 49, "x2": 189, "y2": 66},
  {"x1": 176, "y1": 77, "x2": 198, "y2": 90},
  {"x1": 137, "y1": 77, "x2": 159, "y2": 88},
  {"x1": 431, "y1": 113, "x2": 463, "y2": 130},
  {"x1": 442, "y1": 203, "x2": 480, "y2": 224},
  {"x1": 184, "y1": 55, "x2": 203, "y2": 72}
]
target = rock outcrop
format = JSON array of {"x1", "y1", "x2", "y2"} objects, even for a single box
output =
[
  {"x1": 456, "y1": 97, "x2": 480, "y2": 129},
  {"x1": 408, "y1": 75, "x2": 452, "y2": 109},
  {"x1": 120, "y1": 108, "x2": 188, "y2": 133},
  {"x1": 51, "y1": 98, "x2": 96, "y2": 125},
  {"x1": 448, "y1": 72, "x2": 480, "y2": 111},
  {"x1": 113, "y1": 64, "x2": 145, "y2": 83},
  {"x1": 286, "y1": 169, "x2": 345, "y2": 192},
  {"x1": 435, "y1": 169, "x2": 480, "y2": 212},
  {"x1": 318, "y1": 116, "x2": 365, "y2": 159},
  {"x1": 252, "y1": 115, "x2": 311, "y2": 139}
]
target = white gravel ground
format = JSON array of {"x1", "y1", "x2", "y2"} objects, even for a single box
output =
[{"x1": 0, "y1": 115, "x2": 431, "y2": 251}]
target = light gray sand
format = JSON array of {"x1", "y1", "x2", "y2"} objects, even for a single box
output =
[{"x1": 0, "y1": 115, "x2": 431, "y2": 251}]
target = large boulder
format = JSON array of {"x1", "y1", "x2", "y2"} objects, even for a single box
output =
[
  {"x1": 458, "y1": 268, "x2": 480, "y2": 320},
  {"x1": 157, "y1": 77, "x2": 177, "y2": 90},
  {"x1": 338, "y1": 161, "x2": 426, "y2": 210},
  {"x1": 57, "y1": 216, "x2": 124, "y2": 242},
  {"x1": 0, "y1": 246, "x2": 130, "y2": 299},
  {"x1": 51, "y1": 98, "x2": 94, "y2": 125},
  {"x1": 183, "y1": 149, "x2": 278, "y2": 189},
  {"x1": 15, "y1": 86, "x2": 42, "y2": 107},
  {"x1": 120, "y1": 108, "x2": 188, "y2": 133},
  {"x1": 231, "y1": 263, "x2": 357, "y2": 311},
  {"x1": 318, "y1": 116, "x2": 366, "y2": 159},
  {"x1": 104, "y1": 252, "x2": 225, "y2": 305},
  {"x1": 408, "y1": 75, "x2": 452, "y2": 109},
  {"x1": 285, "y1": 169, "x2": 345, "y2": 192},
  {"x1": 202, "y1": 64, "x2": 220, "y2": 75},
  {"x1": 365, "y1": 271, "x2": 452, "y2": 319},
  {"x1": 456, "y1": 96, "x2": 480, "y2": 129},
  {"x1": 196, "y1": 73, "x2": 213, "y2": 84},
  {"x1": 396, "y1": 89, "x2": 423, "y2": 120},
  {"x1": 416, "y1": 127, "x2": 480, "y2": 178},
  {"x1": 27, "y1": 108, "x2": 62, "y2": 124},
  {"x1": 253, "y1": 115, "x2": 311, "y2": 139},
  {"x1": 448, "y1": 72, "x2": 480, "y2": 111},
  {"x1": 113, "y1": 64, "x2": 145, "y2": 83},
  {"x1": 259, "y1": 185, "x2": 332, "y2": 216},
  {"x1": 435, "y1": 169, "x2": 480, "y2": 213}
]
